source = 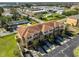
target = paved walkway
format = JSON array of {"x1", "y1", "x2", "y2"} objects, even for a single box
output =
[
  {"x1": 0, "y1": 31, "x2": 16, "y2": 37},
  {"x1": 43, "y1": 35, "x2": 79, "y2": 57},
  {"x1": 17, "y1": 8, "x2": 44, "y2": 23}
]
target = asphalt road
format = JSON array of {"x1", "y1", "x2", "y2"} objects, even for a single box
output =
[{"x1": 43, "y1": 35, "x2": 79, "y2": 57}]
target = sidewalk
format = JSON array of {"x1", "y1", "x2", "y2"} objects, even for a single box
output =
[{"x1": 0, "y1": 31, "x2": 16, "y2": 37}]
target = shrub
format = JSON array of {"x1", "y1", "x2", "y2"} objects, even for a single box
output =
[{"x1": 73, "y1": 46, "x2": 79, "y2": 57}]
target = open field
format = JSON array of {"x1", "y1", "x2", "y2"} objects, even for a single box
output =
[{"x1": 0, "y1": 33, "x2": 20, "y2": 57}]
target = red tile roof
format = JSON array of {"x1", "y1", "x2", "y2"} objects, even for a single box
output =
[
  {"x1": 23, "y1": 24, "x2": 43, "y2": 38},
  {"x1": 42, "y1": 21, "x2": 54, "y2": 32},
  {"x1": 17, "y1": 26, "x2": 27, "y2": 37},
  {"x1": 17, "y1": 21, "x2": 62, "y2": 39}
]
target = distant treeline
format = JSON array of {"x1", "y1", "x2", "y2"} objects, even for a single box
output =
[{"x1": 0, "y1": 2, "x2": 79, "y2": 8}]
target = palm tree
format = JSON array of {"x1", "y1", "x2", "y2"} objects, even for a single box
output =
[
  {"x1": 0, "y1": 7, "x2": 4, "y2": 16},
  {"x1": 64, "y1": 24, "x2": 74, "y2": 37},
  {"x1": 10, "y1": 8, "x2": 16, "y2": 14},
  {"x1": 10, "y1": 8, "x2": 18, "y2": 20},
  {"x1": 44, "y1": 33, "x2": 54, "y2": 44},
  {"x1": 25, "y1": 4, "x2": 31, "y2": 8},
  {"x1": 0, "y1": 16, "x2": 6, "y2": 27},
  {"x1": 32, "y1": 39, "x2": 39, "y2": 49},
  {"x1": 0, "y1": 16, "x2": 12, "y2": 29}
]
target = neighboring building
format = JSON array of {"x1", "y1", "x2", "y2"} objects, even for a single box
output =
[
  {"x1": 30, "y1": 6, "x2": 64, "y2": 13},
  {"x1": 0, "y1": 3, "x2": 19, "y2": 8},
  {"x1": 66, "y1": 16, "x2": 77, "y2": 26},
  {"x1": 2, "y1": 8, "x2": 13, "y2": 16},
  {"x1": 7, "y1": 20, "x2": 30, "y2": 32},
  {"x1": 66, "y1": 15, "x2": 79, "y2": 26},
  {"x1": 56, "y1": 10, "x2": 64, "y2": 14},
  {"x1": 17, "y1": 21, "x2": 64, "y2": 49},
  {"x1": 71, "y1": 5, "x2": 79, "y2": 9},
  {"x1": 74, "y1": 15, "x2": 79, "y2": 27}
]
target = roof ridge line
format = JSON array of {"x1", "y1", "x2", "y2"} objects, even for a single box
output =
[{"x1": 22, "y1": 27, "x2": 28, "y2": 38}]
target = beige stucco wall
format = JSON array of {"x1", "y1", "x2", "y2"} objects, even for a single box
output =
[{"x1": 66, "y1": 18, "x2": 77, "y2": 26}]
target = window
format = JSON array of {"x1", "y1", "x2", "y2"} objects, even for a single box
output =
[
  {"x1": 28, "y1": 41, "x2": 32, "y2": 45},
  {"x1": 34, "y1": 33, "x2": 38, "y2": 37},
  {"x1": 27, "y1": 36, "x2": 32, "y2": 39},
  {"x1": 39, "y1": 32, "x2": 42, "y2": 35},
  {"x1": 22, "y1": 37, "x2": 26, "y2": 43},
  {"x1": 50, "y1": 29, "x2": 52, "y2": 31},
  {"x1": 44, "y1": 31, "x2": 48, "y2": 33},
  {"x1": 16, "y1": 38, "x2": 21, "y2": 43}
]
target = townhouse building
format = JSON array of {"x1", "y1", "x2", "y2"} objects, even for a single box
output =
[{"x1": 16, "y1": 21, "x2": 65, "y2": 50}]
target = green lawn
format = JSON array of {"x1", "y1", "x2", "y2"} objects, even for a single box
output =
[
  {"x1": 38, "y1": 13, "x2": 66, "y2": 21},
  {"x1": 0, "y1": 33, "x2": 20, "y2": 57}
]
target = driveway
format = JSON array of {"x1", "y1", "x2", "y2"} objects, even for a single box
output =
[{"x1": 43, "y1": 35, "x2": 79, "y2": 57}]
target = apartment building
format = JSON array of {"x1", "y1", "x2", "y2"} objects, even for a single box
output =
[
  {"x1": 17, "y1": 21, "x2": 64, "y2": 49},
  {"x1": 31, "y1": 6, "x2": 64, "y2": 13}
]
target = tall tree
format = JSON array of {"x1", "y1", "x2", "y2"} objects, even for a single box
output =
[
  {"x1": 25, "y1": 4, "x2": 31, "y2": 8},
  {"x1": 10, "y1": 8, "x2": 19, "y2": 20},
  {"x1": 10, "y1": 8, "x2": 17, "y2": 14},
  {"x1": 0, "y1": 7, "x2": 4, "y2": 16},
  {"x1": 0, "y1": 16, "x2": 12, "y2": 28}
]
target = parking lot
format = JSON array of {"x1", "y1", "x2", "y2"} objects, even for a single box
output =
[
  {"x1": 43, "y1": 35, "x2": 79, "y2": 57},
  {"x1": 23, "y1": 32, "x2": 79, "y2": 57}
]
